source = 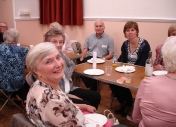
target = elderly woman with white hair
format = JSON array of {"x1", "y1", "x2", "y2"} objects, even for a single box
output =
[
  {"x1": 25, "y1": 42, "x2": 98, "y2": 127},
  {"x1": 0, "y1": 28, "x2": 29, "y2": 102},
  {"x1": 132, "y1": 36, "x2": 176, "y2": 127}
]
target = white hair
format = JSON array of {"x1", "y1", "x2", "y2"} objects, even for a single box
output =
[
  {"x1": 3, "y1": 28, "x2": 19, "y2": 44},
  {"x1": 162, "y1": 36, "x2": 176, "y2": 72},
  {"x1": 26, "y1": 42, "x2": 59, "y2": 71}
]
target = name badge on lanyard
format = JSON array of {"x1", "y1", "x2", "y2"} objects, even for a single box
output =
[{"x1": 102, "y1": 45, "x2": 107, "y2": 48}]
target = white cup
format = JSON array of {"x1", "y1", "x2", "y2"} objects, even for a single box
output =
[
  {"x1": 124, "y1": 72, "x2": 132, "y2": 83},
  {"x1": 29, "y1": 45, "x2": 33, "y2": 49},
  {"x1": 93, "y1": 51, "x2": 97, "y2": 69},
  {"x1": 17, "y1": 43, "x2": 20, "y2": 46},
  {"x1": 105, "y1": 66, "x2": 112, "y2": 76}
]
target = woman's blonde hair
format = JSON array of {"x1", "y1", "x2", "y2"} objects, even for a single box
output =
[
  {"x1": 50, "y1": 22, "x2": 63, "y2": 32},
  {"x1": 168, "y1": 23, "x2": 176, "y2": 36}
]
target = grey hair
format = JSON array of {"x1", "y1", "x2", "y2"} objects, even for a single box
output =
[
  {"x1": 26, "y1": 42, "x2": 59, "y2": 72},
  {"x1": 162, "y1": 36, "x2": 176, "y2": 73},
  {"x1": 44, "y1": 28, "x2": 65, "y2": 43},
  {"x1": 94, "y1": 19, "x2": 105, "y2": 27},
  {"x1": 3, "y1": 28, "x2": 19, "y2": 44},
  {"x1": 50, "y1": 22, "x2": 63, "y2": 32}
]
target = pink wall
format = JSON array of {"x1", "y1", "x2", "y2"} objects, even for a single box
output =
[
  {"x1": 15, "y1": 20, "x2": 172, "y2": 60},
  {"x1": 64, "y1": 21, "x2": 172, "y2": 60},
  {"x1": 0, "y1": 0, "x2": 14, "y2": 28}
]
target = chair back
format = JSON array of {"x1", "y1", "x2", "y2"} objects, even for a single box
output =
[
  {"x1": 71, "y1": 40, "x2": 82, "y2": 54},
  {"x1": 10, "y1": 113, "x2": 36, "y2": 127},
  {"x1": 0, "y1": 44, "x2": 28, "y2": 92}
]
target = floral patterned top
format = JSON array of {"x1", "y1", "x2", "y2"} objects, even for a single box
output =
[
  {"x1": 153, "y1": 44, "x2": 164, "y2": 67},
  {"x1": 26, "y1": 80, "x2": 85, "y2": 127},
  {"x1": 0, "y1": 44, "x2": 28, "y2": 92}
]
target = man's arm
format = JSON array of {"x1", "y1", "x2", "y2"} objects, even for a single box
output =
[
  {"x1": 80, "y1": 48, "x2": 88, "y2": 61},
  {"x1": 104, "y1": 52, "x2": 114, "y2": 60}
]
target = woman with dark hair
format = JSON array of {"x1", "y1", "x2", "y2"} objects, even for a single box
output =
[{"x1": 110, "y1": 21, "x2": 151, "y2": 117}]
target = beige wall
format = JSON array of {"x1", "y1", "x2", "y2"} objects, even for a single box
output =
[{"x1": 0, "y1": 0, "x2": 173, "y2": 60}]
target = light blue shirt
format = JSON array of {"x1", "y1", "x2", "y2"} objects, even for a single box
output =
[{"x1": 84, "y1": 33, "x2": 114, "y2": 58}]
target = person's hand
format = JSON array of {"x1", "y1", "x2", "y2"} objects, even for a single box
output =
[
  {"x1": 155, "y1": 64, "x2": 163, "y2": 70},
  {"x1": 84, "y1": 104, "x2": 97, "y2": 113},
  {"x1": 68, "y1": 94, "x2": 82, "y2": 100},
  {"x1": 96, "y1": 124, "x2": 101, "y2": 127},
  {"x1": 80, "y1": 57, "x2": 83, "y2": 61}
]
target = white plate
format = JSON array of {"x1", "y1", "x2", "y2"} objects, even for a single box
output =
[
  {"x1": 84, "y1": 69, "x2": 104, "y2": 75},
  {"x1": 115, "y1": 66, "x2": 135, "y2": 73},
  {"x1": 85, "y1": 114, "x2": 107, "y2": 127},
  {"x1": 153, "y1": 70, "x2": 168, "y2": 76},
  {"x1": 87, "y1": 58, "x2": 105, "y2": 64}
]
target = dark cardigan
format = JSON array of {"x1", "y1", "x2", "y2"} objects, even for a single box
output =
[{"x1": 118, "y1": 39, "x2": 151, "y2": 67}]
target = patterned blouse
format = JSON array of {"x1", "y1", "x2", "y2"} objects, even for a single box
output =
[
  {"x1": 153, "y1": 44, "x2": 164, "y2": 67},
  {"x1": 26, "y1": 80, "x2": 85, "y2": 127},
  {"x1": 0, "y1": 44, "x2": 28, "y2": 92},
  {"x1": 127, "y1": 38, "x2": 143, "y2": 65}
]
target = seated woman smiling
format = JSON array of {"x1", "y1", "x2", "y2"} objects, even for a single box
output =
[{"x1": 25, "y1": 42, "x2": 96, "y2": 127}]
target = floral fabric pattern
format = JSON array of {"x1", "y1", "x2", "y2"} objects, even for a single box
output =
[
  {"x1": 153, "y1": 44, "x2": 164, "y2": 67},
  {"x1": 26, "y1": 80, "x2": 85, "y2": 127},
  {"x1": 0, "y1": 44, "x2": 28, "y2": 92}
]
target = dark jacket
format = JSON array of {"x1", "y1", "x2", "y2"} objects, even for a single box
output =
[{"x1": 118, "y1": 38, "x2": 151, "y2": 67}]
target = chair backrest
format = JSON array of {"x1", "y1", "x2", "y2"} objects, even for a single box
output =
[
  {"x1": 70, "y1": 40, "x2": 82, "y2": 54},
  {"x1": 10, "y1": 113, "x2": 36, "y2": 127},
  {"x1": 0, "y1": 44, "x2": 28, "y2": 92}
]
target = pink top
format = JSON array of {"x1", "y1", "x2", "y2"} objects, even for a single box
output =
[{"x1": 132, "y1": 75, "x2": 176, "y2": 127}]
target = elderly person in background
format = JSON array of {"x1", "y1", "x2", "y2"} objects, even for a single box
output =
[
  {"x1": 0, "y1": 28, "x2": 29, "y2": 102},
  {"x1": 49, "y1": 22, "x2": 73, "y2": 53},
  {"x1": 109, "y1": 21, "x2": 151, "y2": 117},
  {"x1": 79, "y1": 19, "x2": 114, "y2": 91},
  {"x1": 26, "y1": 42, "x2": 96, "y2": 126},
  {"x1": 132, "y1": 36, "x2": 176, "y2": 127},
  {"x1": 0, "y1": 22, "x2": 8, "y2": 43},
  {"x1": 153, "y1": 23, "x2": 176, "y2": 70}
]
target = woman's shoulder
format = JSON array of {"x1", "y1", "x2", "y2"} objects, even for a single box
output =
[
  {"x1": 140, "y1": 38, "x2": 149, "y2": 44},
  {"x1": 122, "y1": 40, "x2": 129, "y2": 46},
  {"x1": 138, "y1": 38, "x2": 151, "y2": 50},
  {"x1": 156, "y1": 44, "x2": 164, "y2": 50}
]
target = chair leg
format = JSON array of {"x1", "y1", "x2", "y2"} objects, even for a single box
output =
[
  {"x1": 110, "y1": 92, "x2": 114, "y2": 109},
  {"x1": 0, "y1": 91, "x2": 12, "y2": 110},
  {"x1": 0, "y1": 90, "x2": 24, "y2": 112}
]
